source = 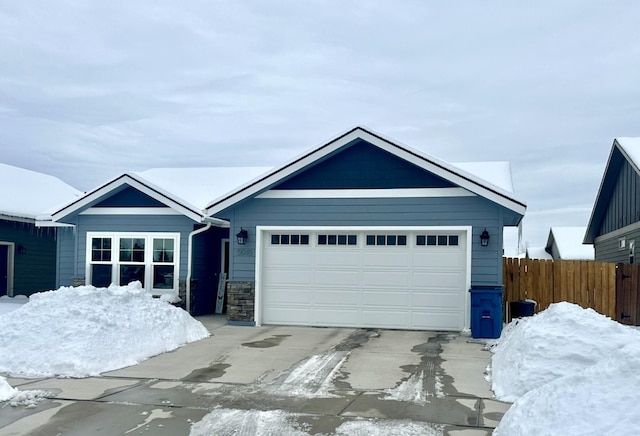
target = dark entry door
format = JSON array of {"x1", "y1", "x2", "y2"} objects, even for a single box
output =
[{"x1": 0, "y1": 245, "x2": 8, "y2": 297}]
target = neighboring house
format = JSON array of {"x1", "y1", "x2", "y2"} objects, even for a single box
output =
[
  {"x1": 0, "y1": 163, "x2": 81, "y2": 297},
  {"x1": 525, "y1": 246, "x2": 553, "y2": 260},
  {"x1": 40, "y1": 167, "x2": 268, "y2": 315},
  {"x1": 205, "y1": 126, "x2": 526, "y2": 331},
  {"x1": 546, "y1": 226, "x2": 594, "y2": 260},
  {"x1": 527, "y1": 227, "x2": 594, "y2": 260},
  {"x1": 585, "y1": 138, "x2": 640, "y2": 263}
]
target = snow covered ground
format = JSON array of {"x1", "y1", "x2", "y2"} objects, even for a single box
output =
[
  {"x1": 0, "y1": 282, "x2": 209, "y2": 404},
  {"x1": 489, "y1": 302, "x2": 640, "y2": 435}
]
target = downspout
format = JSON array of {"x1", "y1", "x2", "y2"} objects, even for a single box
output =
[{"x1": 186, "y1": 223, "x2": 212, "y2": 313}]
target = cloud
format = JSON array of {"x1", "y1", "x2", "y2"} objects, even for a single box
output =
[{"x1": 1, "y1": 1, "x2": 640, "y2": 244}]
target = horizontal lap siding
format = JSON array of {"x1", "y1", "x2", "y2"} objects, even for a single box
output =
[
  {"x1": 595, "y1": 228, "x2": 640, "y2": 263},
  {"x1": 57, "y1": 227, "x2": 77, "y2": 287},
  {"x1": 222, "y1": 196, "x2": 506, "y2": 285}
]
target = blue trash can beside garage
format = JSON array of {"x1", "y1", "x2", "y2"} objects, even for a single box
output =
[{"x1": 469, "y1": 285, "x2": 504, "y2": 339}]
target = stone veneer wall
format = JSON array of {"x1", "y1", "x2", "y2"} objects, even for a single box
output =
[{"x1": 226, "y1": 281, "x2": 256, "y2": 325}]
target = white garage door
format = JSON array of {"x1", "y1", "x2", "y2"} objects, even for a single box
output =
[{"x1": 258, "y1": 228, "x2": 469, "y2": 331}]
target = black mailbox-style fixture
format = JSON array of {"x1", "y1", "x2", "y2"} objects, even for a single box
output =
[
  {"x1": 480, "y1": 228, "x2": 491, "y2": 247},
  {"x1": 236, "y1": 228, "x2": 248, "y2": 245}
]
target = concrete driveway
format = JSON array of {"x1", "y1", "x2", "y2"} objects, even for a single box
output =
[{"x1": 0, "y1": 316, "x2": 509, "y2": 435}]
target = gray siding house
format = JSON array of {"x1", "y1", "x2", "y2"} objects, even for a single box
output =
[
  {"x1": 205, "y1": 127, "x2": 526, "y2": 331},
  {"x1": 585, "y1": 138, "x2": 640, "y2": 263},
  {"x1": 0, "y1": 163, "x2": 81, "y2": 297}
]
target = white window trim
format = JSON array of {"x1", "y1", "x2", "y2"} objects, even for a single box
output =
[{"x1": 85, "y1": 232, "x2": 180, "y2": 295}]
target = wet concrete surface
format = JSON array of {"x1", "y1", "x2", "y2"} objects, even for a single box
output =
[{"x1": 0, "y1": 315, "x2": 510, "y2": 435}]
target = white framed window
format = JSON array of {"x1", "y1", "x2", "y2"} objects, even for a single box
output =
[
  {"x1": 86, "y1": 232, "x2": 180, "y2": 294},
  {"x1": 619, "y1": 238, "x2": 626, "y2": 250}
]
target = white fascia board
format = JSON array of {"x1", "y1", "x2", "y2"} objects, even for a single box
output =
[
  {"x1": 256, "y1": 187, "x2": 475, "y2": 199},
  {"x1": 205, "y1": 126, "x2": 526, "y2": 216},
  {"x1": 80, "y1": 207, "x2": 183, "y2": 215},
  {"x1": 50, "y1": 174, "x2": 205, "y2": 223},
  {"x1": 0, "y1": 214, "x2": 35, "y2": 224}
]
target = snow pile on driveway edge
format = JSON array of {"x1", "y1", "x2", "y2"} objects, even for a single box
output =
[
  {"x1": 490, "y1": 302, "x2": 640, "y2": 402},
  {"x1": 490, "y1": 302, "x2": 640, "y2": 435},
  {"x1": 0, "y1": 282, "x2": 210, "y2": 378}
]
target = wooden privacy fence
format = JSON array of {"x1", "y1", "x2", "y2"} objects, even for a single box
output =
[{"x1": 503, "y1": 258, "x2": 617, "y2": 320}]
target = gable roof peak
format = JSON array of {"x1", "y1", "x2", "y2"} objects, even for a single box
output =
[{"x1": 204, "y1": 127, "x2": 526, "y2": 217}]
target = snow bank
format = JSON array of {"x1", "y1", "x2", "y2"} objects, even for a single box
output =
[
  {"x1": 0, "y1": 282, "x2": 209, "y2": 378},
  {"x1": 495, "y1": 341, "x2": 640, "y2": 435},
  {"x1": 490, "y1": 302, "x2": 640, "y2": 402},
  {"x1": 0, "y1": 376, "x2": 17, "y2": 401},
  {"x1": 490, "y1": 302, "x2": 640, "y2": 435}
]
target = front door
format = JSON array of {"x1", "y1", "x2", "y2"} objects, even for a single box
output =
[{"x1": 0, "y1": 245, "x2": 8, "y2": 297}]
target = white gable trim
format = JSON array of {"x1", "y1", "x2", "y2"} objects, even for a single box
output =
[
  {"x1": 256, "y1": 187, "x2": 475, "y2": 199},
  {"x1": 50, "y1": 174, "x2": 205, "y2": 223},
  {"x1": 80, "y1": 207, "x2": 182, "y2": 216},
  {"x1": 205, "y1": 127, "x2": 526, "y2": 216}
]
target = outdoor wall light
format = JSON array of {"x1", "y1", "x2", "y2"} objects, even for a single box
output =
[
  {"x1": 236, "y1": 228, "x2": 248, "y2": 245},
  {"x1": 480, "y1": 229, "x2": 491, "y2": 247}
]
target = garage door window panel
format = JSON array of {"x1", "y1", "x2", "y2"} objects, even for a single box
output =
[
  {"x1": 318, "y1": 234, "x2": 357, "y2": 246},
  {"x1": 271, "y1": 234, "x2": 310, "y2": 245}
]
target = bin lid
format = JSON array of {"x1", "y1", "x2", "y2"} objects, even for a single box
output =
[{"x1": 469, "y1": 285, "x2": 504, "y2": 291}]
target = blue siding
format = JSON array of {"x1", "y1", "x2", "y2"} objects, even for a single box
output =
[
  {"x1": 95, "y1": 186, "x2": 166, "y2": 207},
  {"x1": 56, "y1": 226, "x2": 77, "y2": 287},
  {"x1": 274, "y1": 139, "x2": 456, "y2": 190},
  {"x1": 218, "y1": 196, "x2": 509, "y2": 286}
]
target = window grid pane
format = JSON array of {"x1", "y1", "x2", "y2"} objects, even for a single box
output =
[{"x1": 153, "y1": 238, "x2": 174, "y2": 263}]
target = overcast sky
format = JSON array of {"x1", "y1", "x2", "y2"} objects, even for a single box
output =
[{"x1": 1, "y1": 1, "x2": 639, "y2": 251}]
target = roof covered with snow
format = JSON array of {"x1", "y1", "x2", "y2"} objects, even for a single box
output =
[
  {"x1": 0, "y1": 163, "x2": 82, "y2": 221},
  {"x1": 452, "y1": 161, "x2": 515, "y2": 194},
  {"x1": 526, "y1": 246, "x2": 553, "y2": 260},
  {"x1": 547, "y1": 226, "x2": 594, "y2": 260},
  {"x1": 134, "y1": 167, "x2": 271, "y2": 211}
]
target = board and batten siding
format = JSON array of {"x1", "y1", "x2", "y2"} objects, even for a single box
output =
[
  {"x1": 599, "y1": 158, "x2": 640, "y2": 237},
  {"x1": 56, "y1": 214, "x2": 197, "y2": 286},
  {"x1": 219, "y1": 195, "x2": 514, "y2": 286}
]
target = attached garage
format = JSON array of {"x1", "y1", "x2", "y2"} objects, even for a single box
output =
[
  {"x1": 206, "y1": 126, "x2": 526, "y2": 331},
  {"x1": 256, "y1": 227, "x2": 471, "y2": 330}
]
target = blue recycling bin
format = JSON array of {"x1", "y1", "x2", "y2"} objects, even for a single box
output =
[{"x1": 469, "y1": 286, "x2": 504, "y2": 339}]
